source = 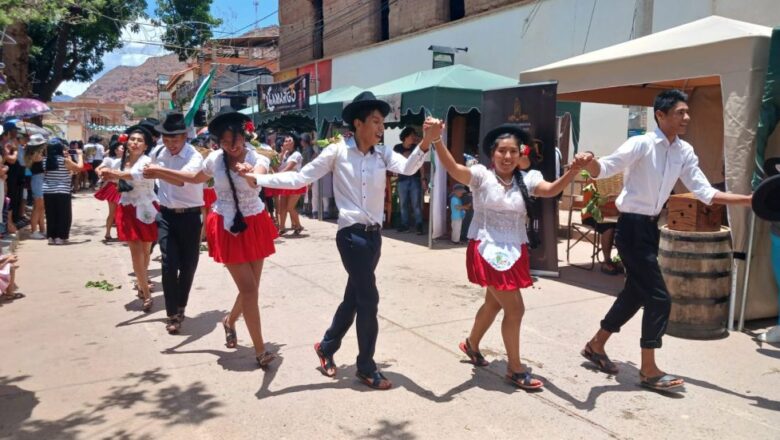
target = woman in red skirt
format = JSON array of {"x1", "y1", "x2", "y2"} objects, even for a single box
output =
[
  {"x1": 276, "y1": 132, "x2": 306, "y2": 235},
  {"x1": 94, "y1": 135, "x2": 124, "y2": 241},
  {"x1": 150, "y1": 109, "x2": 278, "y2": 368},
  {"x1": 101, "y1": 126, "x2": 158, "y2": 312},
  {"x1": 427, "y1": 120, "x2": 585, "y2": 390}
]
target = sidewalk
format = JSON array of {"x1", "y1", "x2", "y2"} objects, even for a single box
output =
[{"x1": 0, "y1": 194, "x2": 778, "y2": 439}]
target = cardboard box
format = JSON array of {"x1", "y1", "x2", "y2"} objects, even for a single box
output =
[{"x1": 667, "y1": 193, "x2": 724, "y2": 232}]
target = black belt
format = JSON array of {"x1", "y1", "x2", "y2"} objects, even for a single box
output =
[
  {"x1": 160, "y1": 206, "x2": 201, "y2": 214},
  {"x1": 347, "y1": 223, "x2": 381, "y2": 232},
  {"x1": 620, "y1": 213, "x2": 660, "y2": 223}
]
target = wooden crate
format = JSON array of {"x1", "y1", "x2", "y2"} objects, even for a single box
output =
[{"x1": 667, "y1": 193, "x2": 724, "y2": 232}]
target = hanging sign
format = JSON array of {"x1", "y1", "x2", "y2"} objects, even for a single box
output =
[{"x1": 259, "y1": 74, "x2": 310, "y2": 113}]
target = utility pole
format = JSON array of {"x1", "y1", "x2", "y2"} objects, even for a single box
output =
[{"x1": 627, "y1": 0, "x2": 653, "y2": 137}]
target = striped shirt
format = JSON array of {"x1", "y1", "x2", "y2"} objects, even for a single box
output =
[{"x1": 43, "y1": 156, "x2": 72, "y2": 194}]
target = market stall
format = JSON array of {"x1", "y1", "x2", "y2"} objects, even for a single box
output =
[{"x1": 520, "y1": 16, "x2": 778, "y2": 321}]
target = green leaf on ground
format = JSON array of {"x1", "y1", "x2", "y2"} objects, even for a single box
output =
[{"x1": 85, "y1": 280, "x2": 120, "y2": 292}]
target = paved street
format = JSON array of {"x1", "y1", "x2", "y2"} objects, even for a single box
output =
[{"x1": 1, "y1": 194, "x2": 778, "y2": 439}]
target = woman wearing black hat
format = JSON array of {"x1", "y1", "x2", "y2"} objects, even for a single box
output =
[
  {"x1": 425, "y1": 119, "x2": 587, "y2": 390},
  {"x1": 100, "y1": 126, "x2": 158, "y2": 312},
  {"x1": 149, "y1": 110, "x2": 278, "y2": 368},
  {"x1": 276, "y1": 132, "x2": 306, "y2": 235}
]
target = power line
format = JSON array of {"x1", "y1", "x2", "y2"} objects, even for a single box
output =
[{"x1": 582, "y1": 0, "x2": 598, "y2": 53}]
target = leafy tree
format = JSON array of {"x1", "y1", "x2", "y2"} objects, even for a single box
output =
[
  {"x1": 154, "y1": 0, "x2": 221, "y2": 62},
  {"x1": 26, "y1": 1, "x2": 147, "y2": 102}
]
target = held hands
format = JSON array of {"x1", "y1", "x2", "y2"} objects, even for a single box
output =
[
  {"x1": 570, "y1": 152, "x2": 595, "y2": 172},
  {"x1": 141, "y1": 163, "x2": 161, "y2": 178},
  {"x1": 422, "y1": 117, "x2": 444, "y2": 145},
  {"x1": 234, "y1": 162, "x2": 254, "y2": 176}
]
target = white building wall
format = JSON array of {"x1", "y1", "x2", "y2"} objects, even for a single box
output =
[{"x1": 329, "y1": 0, "x2": 780, "y2": 158}]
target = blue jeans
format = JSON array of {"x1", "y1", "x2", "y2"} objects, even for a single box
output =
[
  {"x1": 397, "y1": 178, "x2": 422, "y2": 228},
  {"x1": 319, "y1": 226, "x2": 382, "y2": 375}
]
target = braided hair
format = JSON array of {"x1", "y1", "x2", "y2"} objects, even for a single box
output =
[
  {"x1": 215, "y1": 123, "x2": 248, "y2": 234},
  {"x1": 491, "y1": 133, "x2": 541, "y2": 249}
]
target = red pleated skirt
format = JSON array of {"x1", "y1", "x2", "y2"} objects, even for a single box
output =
[
  {"x1": 206, "y1": 210, "x2": 277, "y2": 264},
  {"x1": 116, "y1": 203, "x2": 159, "y2": 242},
  {"x1": 276, "y1": 187, "x2": 307, "y2": 196},
  {"x1": 203, "y1": 187, "x2": 217, "y2": 211},
  {"x1": 94, "y1": 182, "x2": 121, "y2": 203},
  {"x1": 82, "y1": 163, "x2": 93, "y2": 172},
  {"x1": 263, "y1": 188, "x2": 282, "y2": 197},
  {"x1": 466, "y1": 240, "x2": 532, "y2": 291}
]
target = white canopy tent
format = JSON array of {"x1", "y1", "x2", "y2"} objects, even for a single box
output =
[{"x1": 521, "y1": 16, "x2": 779, "y2": 321}]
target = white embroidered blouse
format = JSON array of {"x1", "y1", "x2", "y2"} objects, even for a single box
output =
[
  {"x1": 467, "y1": 164, "x2": 543, "y2": 271},
  {"x1": 202, "y1": 148, "x2": 270, "y2": 232},
  {"x1": 125, "y1": 155, "x2": 159, "y2": 224}
]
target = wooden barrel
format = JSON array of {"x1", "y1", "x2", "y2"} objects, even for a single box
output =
[{"x1": 658, "y1": 225, "x2": 732, "y2": 339}]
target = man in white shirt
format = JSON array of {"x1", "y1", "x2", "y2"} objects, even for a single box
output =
[
  {"x1": 141, "y1": 113, "x2": 204, "y2": 334},
  {"x1": 576, "y1": 90, "x2": 752, "y2": 391},
  {"x1": 253, "y1": 92, "x2": 433, "y2": 390}
]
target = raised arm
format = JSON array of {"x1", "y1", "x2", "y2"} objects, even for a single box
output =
[
  {"x1": 251, "y1": 143, "x2": 337, "y2": 189},
  {"x1": 532, "y1": 162, "x2": 587, "y2": 198},
  {"x1": 424, "y1": 118, "x2": 471, "y2": 185},
  {"x1": 63, "y1": 151, "x2": 84, "y2": 173}
]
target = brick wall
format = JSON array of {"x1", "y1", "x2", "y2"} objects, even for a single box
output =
[
  {"x1": 279, "y1": 0, "x2": 317, "y2": 69},
  {"x1": 465, "y1": 0, "x2": 530, "y2": 16},
  {"x1": 389, "y1": 0, "x2": 450, "y2": 38},
  {"x1": 323, "y1": 0, "x2": 382, "y2": 58}
]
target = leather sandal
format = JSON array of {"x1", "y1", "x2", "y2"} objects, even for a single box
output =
[
  {"x1": 640, "y1": 373, "x2": 684, "y2": 391},
  {"x1": 505, "y1": 368, "x2": 544, "y2": 390},
  {"x1": 142, "y1": 297, "x2": 153, "y2": 313},
  {"x1": 256, "y1": 351, "x2": 276, "y2": 368},
  {"x1": 356, "y1": 370, "x2": 392, "y2": 390},
  {"x1": 222, "y1": 317, "x2": 237, "y2": 348},
  {"x1": 314, "y1": 342, "x2": 337, "y2": 377},
  {"x1": 165, "y1": 316, "x2": 181, "y2": 334},
  {"x1": 581, "y1": 342, "x2": 619, "y2": 375},
  {"x1": 459, "y1": 339, "x2": 489, "y2": 367}
]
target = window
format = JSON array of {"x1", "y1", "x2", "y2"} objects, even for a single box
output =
[{"x1": 450, "y1": 0, "x2": 465, "y2": 21}]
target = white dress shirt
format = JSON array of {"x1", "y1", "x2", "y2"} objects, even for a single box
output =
[
  {"x1": 150, "y1": 143, "x2": 204, "y2": 209},
  {"x1": 599, "y1": 128, "x2": 717, "y2": 216},
  {"x1": 467, "y1": 165, "x2": 543, "y2": 271},
  {"x1": 256, "y1": 137, "x2": 429, "y2": 229},
  {"x1": 202, "y1": 148, "x2": 270, "y2": 232}
]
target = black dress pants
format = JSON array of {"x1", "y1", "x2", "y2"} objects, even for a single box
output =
[
  {"x1": 43, "y1": 193, "x2": 72, "y2": 240},
  {"x1": 157, "y1": 208, "x2": 202, "y2": 317},
  {"x1": 319, "y1": 226, "x2": 382, "y2": 375},
  {"x1": 600, "y1": 214, "x2": 671, "y2": 349}
]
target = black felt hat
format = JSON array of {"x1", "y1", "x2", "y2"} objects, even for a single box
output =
[
  {"x1": 341, "y1": 91, "x2": 390, "y2": 127},
  {"x1": 752, "y1": 157, "x2": 780, "y2": 222},
  {"x1": 155, "y1": 112, "x2": 188, "y2": 135},
  {"x1": 481, "y1": 124, "x2": 533, "y2": 157},
  {"x1": 139, "y1": 118, "x2": 161, "y2": 137},
  {"x1": 208, "y1": 106, "x2": 250, "y2": 135},
  {"x1": 124, "y1": 125, "x2": 154, "y2": 150}
]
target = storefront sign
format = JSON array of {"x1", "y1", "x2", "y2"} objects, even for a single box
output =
[{"x1": 259, "y1": 74, "x2": 310, "y2": 113}]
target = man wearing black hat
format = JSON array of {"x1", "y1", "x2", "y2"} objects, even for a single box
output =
[
  {"x1": 141, "y1": 113, "x2": 204, "y2": 334},
  {"x1": 252, "y1": 91, "x2": 434, "y2": 389},
  {"x1": 575, "y1": 89, "x2": 752, "y2": 391}
]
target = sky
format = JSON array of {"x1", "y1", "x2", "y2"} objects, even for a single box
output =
[{"x1": 56, "y1": 0, "x2": 279, "y2": 97}]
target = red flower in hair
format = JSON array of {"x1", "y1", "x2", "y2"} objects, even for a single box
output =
[
  {"x1": 118, "y1": 133, "x2": 128, "y2": 143},
  {"x1": 519, "y1": 144, "x2": 530, "y2": 156},
  {"x1": 244, "y1": 121, "x2": 255, "y2": 134}
]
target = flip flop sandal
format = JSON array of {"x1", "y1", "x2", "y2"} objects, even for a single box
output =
[
  {"x1": 640, "y1": 373, "x2": 684, "y2": 391},
  {"x1": 165, "y1": 316, "x2": 182, "y2": 334},
  {"x1": 142, "y1": 297, "x2": 153, "y2": 313},
  {"x1": 256, "y1": 351, "x2": 276, "y2": 368},
  {"x1": 356, "y1": 371, "x2": 392, "y2": 390},
  {"x1": 0, "y1": 292, "x2": 25, "y2": 301},
  {"x1": 222, "y1": 317, "x2": 238, "y2": 348},
  {"x1": 314, "y1": 343, "x2": 337, "y2": 377},
  {"x1": 459, "y1": 339, "x2": 489, "y2": 367},
  {"x1": 505, "y1": 369, "x2": 544, "y2": 391},
  {"x1": 581, "y1": 343, "x2": 619, "y2": 375}
]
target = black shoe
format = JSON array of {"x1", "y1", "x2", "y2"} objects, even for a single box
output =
[{"x1": 416, "y1": 224, "x2": 424, "y2": 235}]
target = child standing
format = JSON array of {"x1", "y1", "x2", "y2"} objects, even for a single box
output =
[{"x1": 450, "y1": 184, "x2": 466, "y2": 244}]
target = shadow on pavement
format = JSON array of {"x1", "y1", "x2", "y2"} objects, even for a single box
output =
[
  {"x1": 163, "y1": 342, "x2": 286, "y2": 375},
  {"x1": 0, "y1": 375, "x2": 39, "y2": 437},
  {"x1": 553, "y1": 265, "x2": 624, "y2": 298},
  {"x1": 9, "y1": 368, "x2": 222, "y2": 439},
  {"x1": 255, "y1": 362, "x2": 438, "y2": 402},
  {"x1": 160, "y1": 310, "x2": 225, "y2": 352}
]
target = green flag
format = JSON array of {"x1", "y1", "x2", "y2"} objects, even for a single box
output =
[{"x1": 184, "y1": 66, "x2": 217, "y2": 126}]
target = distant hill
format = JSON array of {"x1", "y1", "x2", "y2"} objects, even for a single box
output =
[
  {"x1": 52, "y1": 94, "x2": 74, "y2": 102},
  {"x1": 77, "y1": 54, "x2": 187, "y2": 104}
]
